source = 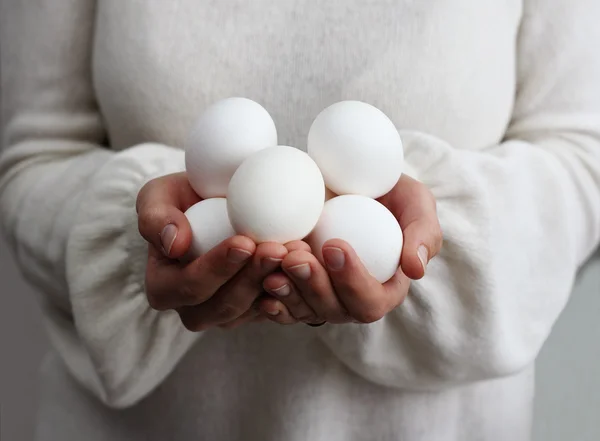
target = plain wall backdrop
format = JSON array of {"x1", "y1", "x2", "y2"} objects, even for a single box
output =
[{"x1": 1, "y1": 234, "x2": 599, "y2": 440}]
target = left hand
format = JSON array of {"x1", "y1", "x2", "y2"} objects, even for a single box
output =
[{"x1": 257, "y1": 174, "x2": 443, "y2": 325}]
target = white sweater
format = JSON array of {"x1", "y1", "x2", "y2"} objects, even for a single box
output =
[{"x1": 1, "y1": 1, "x2": 599, "y2": 440}]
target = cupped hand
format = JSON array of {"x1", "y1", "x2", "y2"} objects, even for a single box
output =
[
  {"x1": 258, "y1": 174, "x2": 442, "y2": 325},
  {"x1": 137, "y1": 172, "x2": 287, "y2": 331}
]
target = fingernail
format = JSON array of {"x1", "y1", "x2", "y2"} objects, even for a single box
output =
[
  {"x1": 288, "y1": 263, "x2": 311, "y2": 280},
  {"x1": 227, "y1": 248, "x2": 253, "y2": 264},
  {"x1": 267, "y1": 309, "x2": 280, "y2": 316},
  {"x1": 160, "y1": 224, "x2": 178, "y2": 256},
  {"x1": 272, "y1": 284, "x2": 291, "y2": 297},
  {"x1": 261, "y1": 257, "x2": 282, "y2": 271},
  {"x1": 323, "y1": 247, "x2": 345, "y2": 271},
  {"x1": 417, "y1": 245, "x2": 429, "y2": 273}
]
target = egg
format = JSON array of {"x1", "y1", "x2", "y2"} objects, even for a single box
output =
[
  {"x1": 227, "y1": 146, "x2": 325, "y2": 244},
  {"x1": 185, "y1": 97, "x2": 278, "y2": 199},
  {"x1": 184, "y1": 198, "x2": 236, "y2": 258},
  {"x1": 308, "y1": 195, "x2": 403, "y2": 283},
  {"x1": 307, "y1": 100, "x2": 404, "y2": 199}
]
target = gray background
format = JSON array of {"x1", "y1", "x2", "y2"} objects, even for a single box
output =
[{"x1": 1, "y1": 236, "x2": 599, "y2": 441}]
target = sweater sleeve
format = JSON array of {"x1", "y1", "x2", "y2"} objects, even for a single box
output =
[
  {"x1": 0, "y1": 0, "x2": 199, "y2": 407},
  {"x1": 316, "y1": 0, "x2": 600, "y2": 390}
]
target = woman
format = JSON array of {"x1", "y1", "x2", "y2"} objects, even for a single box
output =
[{"x1": 1, "y1": 1, "x2": 599, "y2": 440}]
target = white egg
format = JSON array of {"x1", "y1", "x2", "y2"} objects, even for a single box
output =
[
  {"x1": 308, "y1": 195, "x2": 403, "y2": 283},
  {"x1": 184, "y1": 198, "x2": 236, "y2": 258},
  {"x1": 185, "y1": 97, "x2": 278, "y2": 199},
  {"x1": 307, "y1": 100, "x2": 404, "y2": 199},
  {"x1": 227, "y1": 146, "x2": 325, "y2": 244}
]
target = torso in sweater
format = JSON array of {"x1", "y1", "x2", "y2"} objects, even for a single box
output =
[
  {"x1": 35, "y1": 1, "x2": 535, "y2": 441},
  {"x1": 93, "y1": 0, "x2": 519, "y2": 152},
  {"x1": 7, "y1": 0, "x2": 600, "y2": 438}
]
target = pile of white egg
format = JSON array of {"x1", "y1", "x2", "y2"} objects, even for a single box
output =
[{"x1": 184, "y1": 97, "x2": 404, "y2": 283}]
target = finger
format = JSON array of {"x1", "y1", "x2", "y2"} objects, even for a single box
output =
[
  {"x1": 400, "y1": 216, "x2": 443, "y2": 280},
  {"x1": 137, "y1": 172, "x2": 201, "y2": 258},
  {"x1": 257, "y1": 297, "x2": 299, "y2": 325},
  {"x1": 146, "y1": 235, "x2": 255, "y2": 311},
  {"x1": 320, "y1": 239, "x2": 404, "y2": 324},
  {"x1": 218, "y1": 308, "x2": 260, "y2": 330},
  {"x1": 250, "y1": 296, "x2": 271, "y2": 324},
  {"x1": 284, "y1": 240, "x2": 312, "y2": 253},
  {"x1": 179, "y1": 242, "x2": 288, "y2": 329},
  {"x1": 262, "y1": 272, "x2": 317, "y2": 322},
  {"x1": 378, "y1": 174, "x2": 442, "y2": 280},
  {"x1": 280, "y1": 250, "x2": 350, "y2": 324}
]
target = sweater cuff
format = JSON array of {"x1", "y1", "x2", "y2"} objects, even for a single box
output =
[{"x1": 65, "y1": 143, "x2": 197, "y2": 407}]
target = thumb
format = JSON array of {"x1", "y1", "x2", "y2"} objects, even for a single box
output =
[
  {"x1": 136, "y1": 173, "x2": 199, "y2": 258},
  {"x1": 379, "y1": 174, "x2": 442, "y2": 280},
  {"x1": 400, "y1": 218, "x2": 442, "y2": 280}
]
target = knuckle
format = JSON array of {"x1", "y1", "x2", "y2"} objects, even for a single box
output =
[
  {"x1": 277, "y1": 316, "x2": 299, "y2": 325},
  {"x1": 137, "y1": 215, "x2": 152, "y2": 240},
  {"x1": 145, "y1": 274, "x2": 168, "y2": 310},
  {"x1": 354, "y1": 306, "x2": 387, "y2": 324},
  {"x1": 431, "y1": 227, "x2": 444, "y2": 254},
  {"x1": 312, "y1": 289, "x2": 335, "y2": 307},
  {"x1": 181, "y1": 267, "x2": 217, "y2": 301},
  {"x1": 139, "y1": 205, "x2": 172, "y2": 236},
  {"x1": 207, "y1": 256, "x2": 238, "y2": 279},
  {"x1": 178, "y1": 311, "x2": 204, "y2": 332},
  {"x1": 213, "y1": 266, "x2": 235, "y2": 282},
  {"x1": 433, "y1": 226, "x2": 443, "y2": 242},
  {"x1": 286, "y1": 294, "x2": 307, "y2": 310},
  {"x1": 146, "y1": 293, "x2": 167, "y2": 311},
  {"x1": 179, "y1": 283, "x2": 201, "y2": 305},
  {"x1": 180, "y1": 318, "x2": 198, "y2": 332},
  {"x1": 233, "y1": 271, "x2": 262, "y2": 296},
  {"x1": 147, "y1": 205, "x2": 170, "y2": 225},
  {"x1": 296, "y1": 313, "x2": 318, "y2": 322},
  {"x1": 215, "y1": 301, "x2": 243, "y2": 321},
  {"x1": 330, "y1": 309, "x2": 353, "y2": 324},
  {"x1": 136, "y1": 182, "x2": 153, "y2": 213},
  {"x1": 339, "y1": 313, "x2": 355, "y2": 324},
  {"x1": 419, "y1": 183, "x2": 435, "y2": 202},
  {"x1": 427, "y1": 189, "x2": 437, "y2": 204}
]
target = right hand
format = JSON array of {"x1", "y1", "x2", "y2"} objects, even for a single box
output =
[{"x1": 136, "y1": 172, "x2": 288, "y2": 331}]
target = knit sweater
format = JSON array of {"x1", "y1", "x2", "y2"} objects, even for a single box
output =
[{"x1": 1, "y1": 1, "x2": 599, "y2": 440}]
